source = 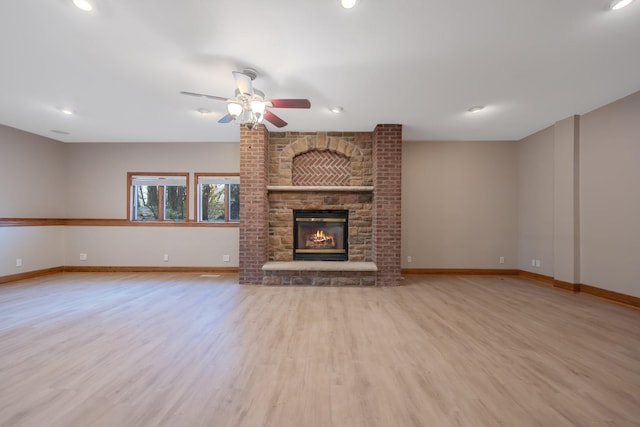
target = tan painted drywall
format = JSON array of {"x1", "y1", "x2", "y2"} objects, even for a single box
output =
[
  {"x1": 0, "y1": 227, "x2": 66, "y2": 276},
  {"x1": 553, "y1": 116, "x2": 580, "y2": 284},
  {"x1": 61, "y1": 142, "x2": 241, "y2": 266},
  {"x1": 1, "y1": 131, "x2": 242, "y2": 274},
  {"x1": 580, "y1": 91, "x2": 640, "y2": 297},
  {"x1": 64, "y1": 226, "x2": 239, "y2": 267},
  {"x1": 402, "y1": 140, "x2": 518, "y2": 268},
  {"x1": 0, "y1": 124, "x2": 67, "y2": 217},
  {"x1": 0, "y1": 125, "x2": 67, "y2": 275},
  {"x1": 517, "y1": 126, "x2": 555, "y2": 276},
  {"x1": 64, "y1": 142, "x2": 240, "y2": 219}
]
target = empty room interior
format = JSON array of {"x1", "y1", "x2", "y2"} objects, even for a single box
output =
[{"x1": 1, "y1": 1, "x2": 639, "y2": 426}]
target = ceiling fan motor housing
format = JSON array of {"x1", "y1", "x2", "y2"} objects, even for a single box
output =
[{"x1": 241, "y1": 68, "x2": 258, "y2": 81}]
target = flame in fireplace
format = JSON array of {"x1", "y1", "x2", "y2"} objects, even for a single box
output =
[
  {"x1": 314, "y1": 229, "x2": 326, "y2": 240},
  {"x1": 306, "y1": 229, "x2": 335, "y2": 248}
]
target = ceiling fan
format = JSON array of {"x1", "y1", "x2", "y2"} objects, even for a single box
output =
[{"x1": 180, "y1": 68, "x2": 311, "y2": 129}]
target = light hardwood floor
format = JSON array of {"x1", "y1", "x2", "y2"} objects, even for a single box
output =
[{"x1": 0, "y1": 273, "x2": 638, "y2": 427}]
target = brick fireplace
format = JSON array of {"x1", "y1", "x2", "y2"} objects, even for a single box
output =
[{"x1": 239, "y1": 124, "x2": 402, "y2": 286}]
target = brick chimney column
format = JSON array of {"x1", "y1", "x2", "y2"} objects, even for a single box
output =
[
  {"x1": 239, "y1": 124, "x2": 269, "y2": 285},
  {"x1": 373, "y1": 124, "x2": 402, "y2": 286}
]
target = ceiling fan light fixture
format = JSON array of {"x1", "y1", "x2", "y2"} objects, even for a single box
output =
[
  {"x1": 610, "y1": 0, "x2": 634, "y2": 9},
  {"x1": 181, "y1": 68, "x2": 310, "y2": 129},
  {"x1": 72, "y1": 0, "x2": 93, "y2": 12},
  {"x1": 339, "y1": 0, "x2": 358, "y2": 9},
  {"x1": 468, "y1": 105, "x2": 485, "y2": 113},
  {"x1": 227, "y1": 102, "x2": 243, "y2": 117},
  {"x1": 251, "y1": 100, "x2": 266, "y2": 115}
]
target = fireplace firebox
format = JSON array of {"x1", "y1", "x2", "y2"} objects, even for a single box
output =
[{"x1": 293, "y1": 210, "x2": 348, "y2": 261}]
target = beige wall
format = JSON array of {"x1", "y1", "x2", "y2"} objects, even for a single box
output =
[
  {"x1": 65, "y1": 227, "x2": 239, "y2": 267},
  {"x1": 64, "y1": 142, "x2": 239, "y2": 219},
  {"x1": 0, "y1": 125, "x2": 67, "y2": 275},
  {"x1": 517, "y1": 126, "x2": 555, "y2": 276},
  {"x1": 553, "y1": 116, "x2": 580, "y2": 284},
  {"x1": 0, "y1": 127, "x2": 241, "y2": 276},
  {"x1": 0, "y1": 227, "x2": 66, "y2": 275},
  {"x1": 0, "y1": 124, "x2": 67, "y2": 218},
  {"x1": 516, "y1": 91, "x2": 639, "y2": 297},
  {"x1": 62, "y1": 142, "x2": 240, "y2": 267},
  {"x1": 402, "y1": 140, "x2": 518, "y2": 269},
  {"x1": 580, "y1": 91, "x2": 640, "y2": 297}
]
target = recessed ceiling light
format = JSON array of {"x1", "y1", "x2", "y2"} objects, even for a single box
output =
[
  {"x1": 196, "y1": 108, "x2": 212, "y2": 115},
  {"x1": 59, "y1": 108, "x2": 75, "y2": 115},
  {"x1": 610, "y1": 0, "x2": 634, "y2": 10},
  {"x1": 72, "y1": 0, "x2": 93, "y2": 12},
  {"x1": 468, "y1": 106, "x2": 485, "y2": 113},
  {"x1": 339, "y1": 0, "x2": 358, "y2": 9},
  {"x1": 330, "y1": 106, "x2": 344, "y2": 113}
]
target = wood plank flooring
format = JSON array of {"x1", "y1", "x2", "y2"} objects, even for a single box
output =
[{"x1": 0, "y1": 273, "x2": 638, "y2": 427}]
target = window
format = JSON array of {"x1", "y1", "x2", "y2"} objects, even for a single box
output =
[
  {"x1": 129, "y1": 173, "x2": 188, "y2": 221},
  {"x1": 196, "y1": 174, "x2": 240, "y2": 223}
]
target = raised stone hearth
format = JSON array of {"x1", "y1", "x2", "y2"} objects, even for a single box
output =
[
  {"x1": 239, "y1": 125, "x2": 402, "y2": 286},
  {"x1": 263, "y1": 261, "x2": 378, "y2": 271},
  {"x1": 262, "y1": 261, "x2": 378, "y2": 286}
]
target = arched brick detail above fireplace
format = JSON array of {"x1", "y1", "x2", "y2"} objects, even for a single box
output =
[
  {"x1": 292, "y1": 150, "x2": 350, "y2": 186},
  {"x1": 276, "y1": 134, "x2": 365, "y2": 186}
]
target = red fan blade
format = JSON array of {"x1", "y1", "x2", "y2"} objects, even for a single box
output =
[
  {"x1": 180, "y1": 91, "x2": 228, "y2": 102},
  {"x1": 232, "y1": 71, "x2": 253, "y2": 96},
  {"x1": 268, "y1": 99, "x2": 311, "y2": 109},
  {"x1": 218, "y1": 113, "x2": 233, "y2": 124},
  {"x1": 264, "y1": 110, "x2": 288, "y2": 128}
]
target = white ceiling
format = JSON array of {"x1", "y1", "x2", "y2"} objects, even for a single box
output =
[{"x1": 0, "y1": 0, "x2": 638, "y2": 143}]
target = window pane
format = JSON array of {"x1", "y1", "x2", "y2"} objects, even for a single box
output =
[
  {"x1": 228, "y1": 184, "x2": 240, "y2": 221},
  {"x1": 164, "y1": 185, "x2": 187, "y2": 220},
  {"x1": 135, "y1": 185, "x2": 159, "y2": 220},
  {"x1": 196, "y1": 176, "x2": 240, "y2": 223},
  {"x1": 201, "y1": 184, "x2": 226, "y2": 222}
]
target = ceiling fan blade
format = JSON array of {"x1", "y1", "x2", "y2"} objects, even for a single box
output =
[
  {"x1": 218, "y1": 113, "x2": 233, "y2": 124},
  {"x1": 264, "y1": 110, "x2": 288, "y2": 128},
  {"x1": 268, "y1": 99, "x2": 311, "y2": 109},
  {"x1": 180, "y1": 91, "x2": 228, "y2": 102},
  {"x1": 232, "y1": 71, "x2": 254, "y2": 96}
]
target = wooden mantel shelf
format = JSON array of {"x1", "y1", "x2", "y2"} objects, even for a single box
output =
[{"x1": 267, "y1": 186, "x2": 374, "y2": 192}]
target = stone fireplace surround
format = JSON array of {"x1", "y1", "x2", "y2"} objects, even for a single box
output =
[{"x1": 239, "y1": 124, "x2": 402, "y2": 286}]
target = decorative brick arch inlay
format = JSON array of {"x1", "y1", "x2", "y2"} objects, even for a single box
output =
[
  {"x1": 278, "y1": 134, "x2": 364, "y2": 186},
  {"x1": 292, "y1": 150, "x2": 350, "y2": 186}
]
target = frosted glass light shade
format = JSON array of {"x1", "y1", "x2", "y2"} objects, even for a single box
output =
[
  {"x1": 227, "y1": 102, "x2": 243, "y2": 117},
  {"x1": 251, "y1": 100, "x2": 266, "y2": 114}
]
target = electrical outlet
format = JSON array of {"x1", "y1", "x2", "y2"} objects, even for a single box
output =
[
  {"x1": 535, "y1": 259, "x2": 541, "y2": 268},
  {"x1": 531, "y1": 259, "x2": 536, "y2": 267},
  {"x1": 499, "y1": 256, "x2": 505, "y2": 264},
  {"x1": 16, "y1": 258, "x2": 22, "y2": 267},
  {"x1": 80, "y1": 253, "x2": 87, "y2": 261},
  {"x1": 163, "y1": 254, "x2": 169, "y2": 262},
  {"x1": 223, "y1": 254, "x2": 230, "y2": 262},
  {"x1": 407, "y1": 256, "x2": 412, "y2": 263}
]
